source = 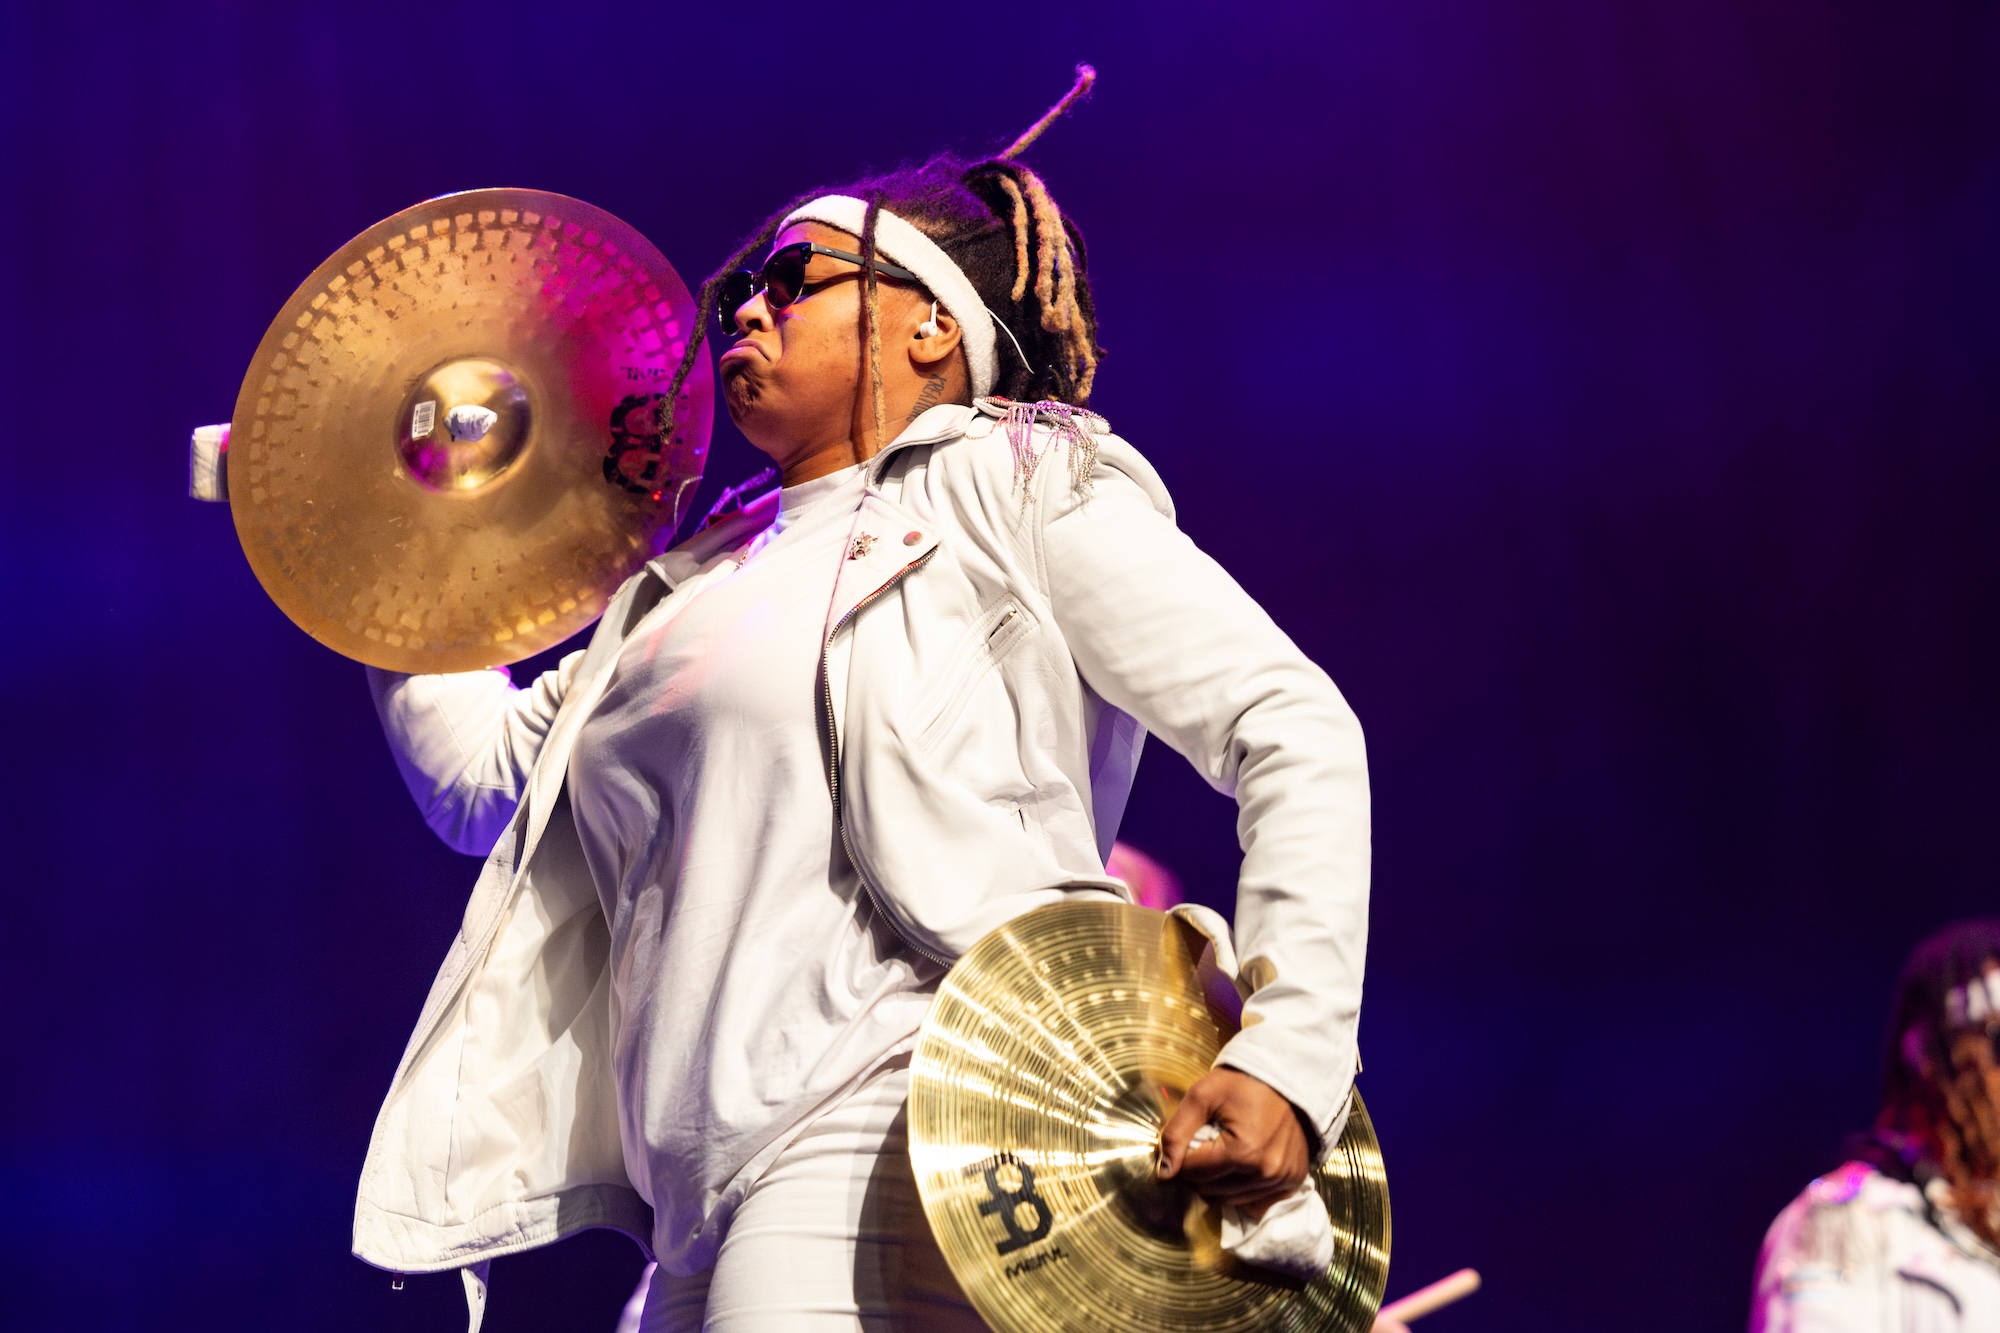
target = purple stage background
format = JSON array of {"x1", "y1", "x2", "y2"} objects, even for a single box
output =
[{"x1": 4, "y1": 3, "x2": 1998, "y2": 1330}]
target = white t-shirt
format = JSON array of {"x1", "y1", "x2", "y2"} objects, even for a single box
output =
[{"x1": 567, "y1": 463, "x2": 942, "y2": 1274}]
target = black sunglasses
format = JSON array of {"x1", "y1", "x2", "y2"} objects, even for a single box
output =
[{"x1": 717, "y1": 242, "x2": 922, "y2": 334}]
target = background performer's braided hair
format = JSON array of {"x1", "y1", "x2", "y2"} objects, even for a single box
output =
[
  {"x1": 1872, "y1": 917, "x2": 2000, "y2": 1252},
  {"x1": 660, "y1": 65, "x2": 1106, "y2": 458}
]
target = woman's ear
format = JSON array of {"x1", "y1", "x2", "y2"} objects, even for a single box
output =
[{"x1": 909, "y1": 308, "x2": 963, "y2": 366}]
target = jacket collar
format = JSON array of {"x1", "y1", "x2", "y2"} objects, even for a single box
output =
[
  {"x1": 635, "y1": 403, "x2": 971, "y2": 598},
  {"x1": 643, "y1": 487, "x2": 782, "y2": 590},
  {"x1": 867, "y1": 403, "x2": 978, "y2": 481}
]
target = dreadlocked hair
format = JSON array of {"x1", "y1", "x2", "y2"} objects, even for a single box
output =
[
  {"x1": 660, "y1": 65, "x2": 1106, "y2": 453},
  {"x1": 1874, "y1": 917, "x2": 2000, "y2": 1253}
]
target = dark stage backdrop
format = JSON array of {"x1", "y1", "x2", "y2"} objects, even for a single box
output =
[{"x1": 4, "y1": 3, "x2": 1997, "y2": 1330}]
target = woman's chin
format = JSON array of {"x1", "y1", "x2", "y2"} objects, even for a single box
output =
[{"x1": 722, "y1": 371, "x2": 762, "y2": 423}]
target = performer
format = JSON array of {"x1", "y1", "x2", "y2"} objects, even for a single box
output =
[
  {"x1": 1750, "y1": 919, "x2": 2000, "y2": 1330},
  {"x1": 356, "y1": 79, "x2": 1370, "y2": 1330}
]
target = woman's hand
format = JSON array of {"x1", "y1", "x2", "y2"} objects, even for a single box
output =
[{"x1": 1156, "y1": 1067, "x2": 1310, "y2": 1216}]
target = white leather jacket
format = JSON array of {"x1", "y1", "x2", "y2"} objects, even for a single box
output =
[
  {"x1": 350, "y1": 401, "x2": 1372, "y2": 1280},
  {"x1": 1751, "y1": 1161, "x2": 2000, "y2": 1331}
]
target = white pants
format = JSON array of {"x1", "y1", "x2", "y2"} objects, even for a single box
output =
[{"x1": 633, "y1": 1063, "x2": 986, "y2": 1332}]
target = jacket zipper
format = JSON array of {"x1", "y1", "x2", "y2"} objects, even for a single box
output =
[{"x1": 818, "y1": 547, "x2": 956, "y2": 966}]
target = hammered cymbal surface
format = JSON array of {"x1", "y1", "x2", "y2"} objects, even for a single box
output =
[
  {"x1": 229, "y1": 187, "x2": 711, "y2": 672},
  {"x1": 910, "y1": 900, "x2": 1389, "y2": 1333}
]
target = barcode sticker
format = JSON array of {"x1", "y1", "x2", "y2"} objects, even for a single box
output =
[{"x1": 412, "y1": 400, "x2": 437, "y2": 438}]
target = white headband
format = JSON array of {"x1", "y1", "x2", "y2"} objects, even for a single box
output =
[
  {"x1": 1946, "y1": 969, "x2": 2000, "y2": 1028},
  {"x1": 778, "y1": 195, "x2": 998, "y2": 399}
]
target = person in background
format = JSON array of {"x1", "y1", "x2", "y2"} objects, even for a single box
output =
[
  {"x1": 1750, "y1": 919, "x2": 2000, "y2": 1330},
  {"x1": 1104, "y1": 839, "x2": 1184, "y2": 911}
]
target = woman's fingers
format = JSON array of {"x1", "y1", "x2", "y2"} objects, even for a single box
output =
[
  {"x1": 1157, "y1": 1078, "x2": 1224, "y2": 1178},
  {"x1": 1158, "y1": 1068, "x2": 1311, "y2": 1207}
]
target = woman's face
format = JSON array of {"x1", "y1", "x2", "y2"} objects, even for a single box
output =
[
  {"x1": 717, "y1": 221, "x2": 932, "y2": 466},
  {"x1": 1945, "y1": 966, "x2": 2000, "y2": 1132}
]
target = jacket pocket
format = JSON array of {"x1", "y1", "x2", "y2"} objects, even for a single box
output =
[{"x1": 912, "y1": 596, "x2": 1034, "y2": 751}]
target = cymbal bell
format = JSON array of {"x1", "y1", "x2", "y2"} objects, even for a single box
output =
[
  {"x1": 909, "y1": 900, "x2": 1390, "y2": 1333},
  {"x1": 227, "y1": 187, "x2": 712, "y2": 672}
]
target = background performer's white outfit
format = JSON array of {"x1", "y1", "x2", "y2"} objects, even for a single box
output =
[
  {"x1": 1751, "y1": 1161, "x2": 2000, "y2": 1331},
  {"x1": 357, "y1": 402, "x2": 1371, "y2": 1327}
]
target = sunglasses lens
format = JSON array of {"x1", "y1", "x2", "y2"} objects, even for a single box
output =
[
  {"x1": 763, "y1": 247, "x2": 810, "y2": 310},
  {"x1": 717, "y1": 271, "x2": 754, "y2": 331}
]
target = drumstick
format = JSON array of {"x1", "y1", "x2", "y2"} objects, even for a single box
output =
[{"x1": 1377, "y1": 1268, "x2": 1481, "y2": 1323}]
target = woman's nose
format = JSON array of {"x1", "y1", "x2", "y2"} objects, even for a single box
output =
[{"x1": 734, "y1": 290, "x2": 773, "y2": 335}]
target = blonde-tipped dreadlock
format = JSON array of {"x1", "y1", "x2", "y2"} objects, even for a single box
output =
[
  {"x1": 984, "y1": 64, "x2": 1101, "y2": 399},
  {"x1": 630, "y1": 65, "x2": 1107, "y2": 499},
  {"x1": 1000, "y1": 63, "x2": 1096, "y2": 160},
  {"x1": 1005, "y1": 163, "x2": 1097, "y2": 400},
  {"x1": 859, "y1": 195, "x2": 889, "y2": 457},
  {"x1": 996, "y1": 174, "x2": 1031, "y2": 303}
]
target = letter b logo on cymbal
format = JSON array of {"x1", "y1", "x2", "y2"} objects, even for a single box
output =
[{"x1": 977, "y1": 1154, "x2": 1053, "y2": 1256}]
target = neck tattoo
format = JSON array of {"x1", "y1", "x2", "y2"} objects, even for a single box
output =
[{"x1": 906, "y1": 370, "x2": 949, "y2": 425}]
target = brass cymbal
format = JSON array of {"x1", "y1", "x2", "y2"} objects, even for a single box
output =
[
  {"x1": 909, "y1": 901, "x2": 1390, "y2": 1333},
  {"x1": 228, "y1": 188, "x2": 712, "y2": 672}
]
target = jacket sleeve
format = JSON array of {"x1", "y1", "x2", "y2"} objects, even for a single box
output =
[
  {"x1": 1038, "y1": 438, "x2": 1370, "y2": 1148},
  {"x1": 366, "y1": 653, "x2": 584, "y2": 856}
]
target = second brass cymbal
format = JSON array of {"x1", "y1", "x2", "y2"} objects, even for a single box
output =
[
  {"x1": 909, "y1": 900, "x2": 1390, "y2": 1333},
  {"x1": 228, "y1": 187, "x2": 712, "y2": 673}
]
